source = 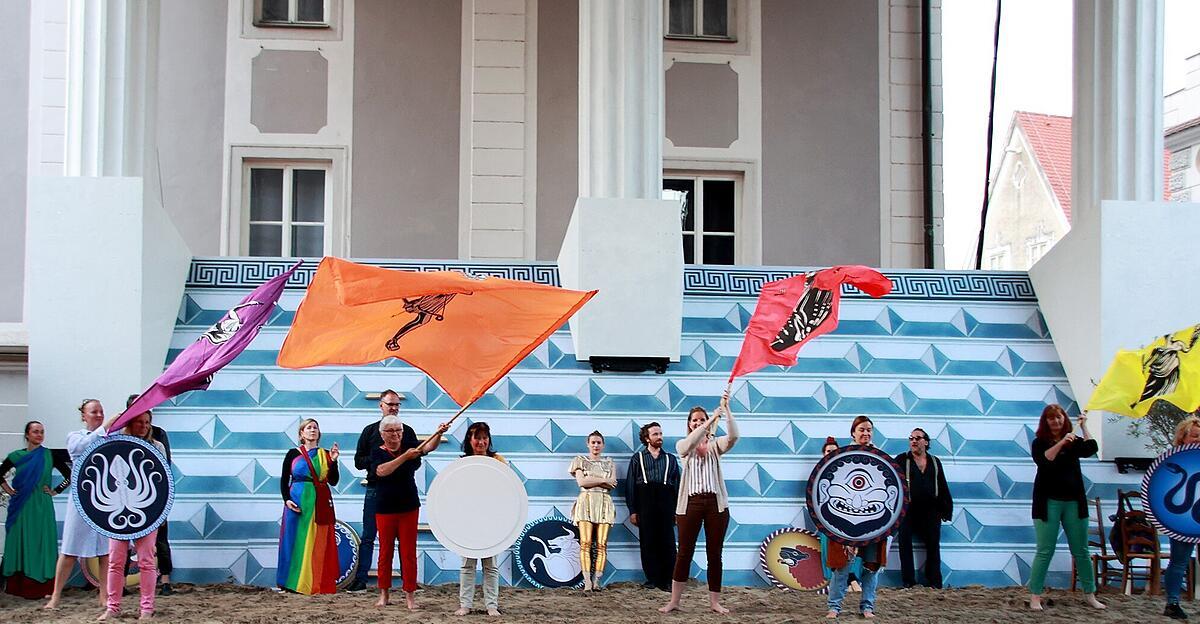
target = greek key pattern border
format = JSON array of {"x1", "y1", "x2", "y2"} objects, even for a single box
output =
[{"x1": 186, "y1": 258, "x2": 1036, "y2": 302}]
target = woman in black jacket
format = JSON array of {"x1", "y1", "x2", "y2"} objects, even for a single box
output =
[{"x1": 1027, "y1": 404, "x2": 1106, "y2": 612}]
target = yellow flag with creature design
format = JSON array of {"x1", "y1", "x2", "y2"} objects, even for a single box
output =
[{"x1": 1087, "y1": 324, "x2": 1200, "y2": 417}]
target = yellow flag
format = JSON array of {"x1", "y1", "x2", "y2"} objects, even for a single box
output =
[{"x1": 1087, "y1": 324, "x2": 1200, "y2": 417}]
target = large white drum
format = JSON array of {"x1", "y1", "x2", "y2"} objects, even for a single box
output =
[{"x1": 426, "y1": 456, "x2": 529, "y2": 559}]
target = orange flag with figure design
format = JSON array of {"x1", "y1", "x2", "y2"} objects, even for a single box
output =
[{"x1": 278, "y1": 257, "x2": 596, "y2": 406}]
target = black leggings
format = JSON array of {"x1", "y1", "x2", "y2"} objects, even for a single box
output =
[{"x1": 671, "y1": 493, "x2": 730, "y2": 592}]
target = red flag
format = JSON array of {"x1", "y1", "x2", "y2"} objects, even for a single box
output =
[
  {"x1": 728, "y1": 265, "x2": 892, "y2": 381},
  {"x1": 278, "y1": 258, "x2": 596, "y2": 406}
]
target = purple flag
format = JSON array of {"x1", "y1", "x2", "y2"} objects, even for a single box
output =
[{"x1": 109, "y1": 261, "x2": 301, "y2": 433}]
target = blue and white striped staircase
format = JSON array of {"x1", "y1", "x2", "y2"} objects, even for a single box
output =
[{"x1": 71, "y1": 258, "x2": 1139, "y2": 589}]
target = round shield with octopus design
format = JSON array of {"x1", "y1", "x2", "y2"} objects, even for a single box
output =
[
  {"x1": 759, "y1": 528, "x2": 828, "y2": 591},
  {"x1": 72, "y1": 435, "x2": 174, "y2": 541},
  {"x1": 806, "y1": 445, "x2": 907, "y2": 547}
]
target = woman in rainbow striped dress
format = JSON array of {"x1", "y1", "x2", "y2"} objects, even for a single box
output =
[{"x1": 276, "y1": 418, "x2": 341, "y2": 594}]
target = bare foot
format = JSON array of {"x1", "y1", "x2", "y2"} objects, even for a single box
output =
[
  {"x1": 583, "y1": 575, "x2": 593, "y2": 591},
  {"x1": 454, "y1": 607, "x2": 470, "y2": 616},
  {"x1": 863, "y1": 611, "x2": 875, "y2": 619},
  {"x1": 44, "y1": 599, "x2": 60, "y2": 610},
  {"x1": 1085, "y1": 594, "x2": 1107, "y2": 610},
  {"x1": 97, "y1": 610, "x2": 117, "y2": 621},
  {"x1": 658, "y1": 602, "x2": 680, "y2": 614},
  {"x1": 374, "y1": 597, "x2": 389, "y2": 608},
  {"x1": 710, "y1": 603, "x2": 730, "y2": 615},
  {"x1": 487, "y1": 608, "x2": 501, "y2": 616},
  {"x1": 406, "y1": 593, "x2": 419, "y2": 611},
  {"x1": 139, "y1": 611, "x2": 155, "y2": 620},
  {"x1": 826, "y1": 611, "x2": 839, "y2": 619},
  {"x1": 1029, "y1": 595, "x2": 1043, "y2": 611}
]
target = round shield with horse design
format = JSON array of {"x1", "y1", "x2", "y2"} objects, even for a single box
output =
[
  {"x1": 806, "y1": 445, "x2": 907, "y2": 547},
  {"x1": 72, "y1": 435, "x2": 174, "y2": 541},
  {"x1": 513, "y1": 517, "x2": 584, "y2": 589}
]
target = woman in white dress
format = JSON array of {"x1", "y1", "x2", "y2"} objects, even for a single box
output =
[{"x1": 44, "y1": 399, "x2": 120, "y2": 610}]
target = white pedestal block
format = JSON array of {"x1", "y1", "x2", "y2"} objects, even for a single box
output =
[
  {"x1": 26, "y1": 177, "x2": 191, "y2": 442},
  {"x1": 1030, "y1": 199, "x2": 1200, "y2": 459},
  {"x1": 557, "y1": 197, "x2": 683, "y2": 362}
]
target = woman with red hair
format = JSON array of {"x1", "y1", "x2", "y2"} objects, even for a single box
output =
[{"x1": 1027, "y1": 405, "x2": 1106, "y2": 612}]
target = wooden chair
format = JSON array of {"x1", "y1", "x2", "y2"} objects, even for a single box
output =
[
  {"x1": 1115, "y1": 489, "x2": 1163, "y2": 595},
  {"x1": 1072, "y1": 497, "x2": 1122, "y2": 592}
]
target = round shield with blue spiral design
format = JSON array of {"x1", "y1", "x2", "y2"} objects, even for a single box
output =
[{"x1": 1143, "y1": 443, "x2": 1200, "y2": 543}]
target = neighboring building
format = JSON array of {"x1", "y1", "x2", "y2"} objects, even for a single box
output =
[
  {"x1": 981, "y1": 112, "x2": 1072, "y2": 271},
  {"x1": 1166, "y1": 51, "x2": 1200, "y2": 203},
  {"x1": 983, "y1": 111, "x2": 1172, "y2": 271}
]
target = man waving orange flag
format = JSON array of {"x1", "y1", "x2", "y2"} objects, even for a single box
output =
[{"x1": 278, "y1": 257, "x2": 596, "y2": 406}]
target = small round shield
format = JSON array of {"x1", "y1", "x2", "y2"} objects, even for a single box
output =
[
  {"x1": 513, "y1": 516, "x2": 584, "y2": 589},
  {"x1": 333, "y1": 520, "x2": 361, "y2": 590},
  {"x1": 72, "y1": 435, "x2": 174, "y2": 541},
  {"x1": 759, "y1": 527, "x2": 828, "y2": 591},
  {"x1": 806, "y1": 445, "x2": 907, "y2": 547},
  {"x1": 1143, "y1": 443, "x2": 1200, "y2": 543},
  {"x1": 426, "y1": 456, "x2": 528, "y2": 559}
]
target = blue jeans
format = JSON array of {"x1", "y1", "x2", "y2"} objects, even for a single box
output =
[
  {"x1": 1167, "y1": 538, "x2": 1196, "y2": 606},
  {"x1": 827, "y1": 563, "x2": 879, "y2": 614},
  {"x1": 354, "y1": 486, "x2": 378, "y2": 585}
]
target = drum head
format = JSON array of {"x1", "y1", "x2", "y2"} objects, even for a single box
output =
[{"x1": 426, "y1": 456, "x2": 528, "y2": 559}]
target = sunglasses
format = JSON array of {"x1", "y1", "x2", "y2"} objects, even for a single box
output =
[
  {"x1": 908, "y1": 436, "x2": 928, "y2": 441},
  {"x1": 382, "y1": 402, "x2": 401, "y2": 408}
]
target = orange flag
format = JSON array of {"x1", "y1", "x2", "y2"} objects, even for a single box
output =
[{"x1": 278, "y1": 257, "x2": 596, "y2": 406}]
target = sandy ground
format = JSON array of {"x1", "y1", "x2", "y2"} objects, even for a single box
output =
[{"x1": 0, "y1": 581, "x2": 1187, "y2": 623}]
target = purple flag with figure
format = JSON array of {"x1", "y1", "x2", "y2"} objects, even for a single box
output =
[{"x1": 109, "y1": 261, "x2": 301, "y2": 433}]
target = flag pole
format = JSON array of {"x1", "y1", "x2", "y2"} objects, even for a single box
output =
[
  {"x1": 709, "y1": 382, "x2": 733, "y2": 435},
  {"x1": 415, "y1": 398, "x2": 477, "y2": 454}
]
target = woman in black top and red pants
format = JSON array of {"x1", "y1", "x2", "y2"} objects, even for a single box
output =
[
  {"x1": 1028, "y1": 404, "x2": 1106, "y2": 612},
  {"x1": 370, "y1": 414, "x2": 448, "y2": 610}
]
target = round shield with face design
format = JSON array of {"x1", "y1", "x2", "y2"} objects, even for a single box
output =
[{"x1": 806, "y1": 445, "x2": 907, "y2": 547}]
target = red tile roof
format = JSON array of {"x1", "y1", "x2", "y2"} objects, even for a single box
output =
[
  {"x1": 1014, "y1": 112, "x2": 1074, "y2": 222},
  {"x1": 1014, "y1": 111, "x2": 1171, "y2": 224}
]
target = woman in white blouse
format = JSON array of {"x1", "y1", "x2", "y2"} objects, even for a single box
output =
[{"x1": 659, "y1": 394, "x2": 738, "y2": 614}]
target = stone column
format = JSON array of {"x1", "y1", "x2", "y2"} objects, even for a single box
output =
[
  {"x1": 65, "y1": 0, "x2": 154, "y2": 177},
  {"x1": 577, "y1": 0, "x2": 662, "y2": 199},
  {"x1": 559, "y1": 1, "x2": 680, "y2": 365},
  {"x1": 1071, "y1": 0, "x2": 1164, "y2": 227}
]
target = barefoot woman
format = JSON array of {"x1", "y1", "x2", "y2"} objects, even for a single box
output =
[{"x1": 660, "y1": 395, "x2": 738, "y2": 615}]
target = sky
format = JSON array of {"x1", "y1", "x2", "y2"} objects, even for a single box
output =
[{"x1": 941, "y1": 0, "x2": 1200, "y2": 269}]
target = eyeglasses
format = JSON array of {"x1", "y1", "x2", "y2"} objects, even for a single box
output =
[
  {"x1": 382, "y1": 402, "x2": 401, "y2": 408},
  {"x1": 381, "y1": 428, "x2": 402, "y2": 434}
]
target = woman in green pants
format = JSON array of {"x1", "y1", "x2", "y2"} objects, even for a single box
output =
[{"x1": 1028, "y1": 404, "x2": 1107, "y2": 612}]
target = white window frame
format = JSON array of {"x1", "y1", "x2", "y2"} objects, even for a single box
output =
[
  {"x1": 225, "y1": 146, "x2": 349, "y2": 258},
  {"x1": 664, "y1": 171, "x2": 743, "y2": 266},
  {"x1": 986, "y1": 245, "x2": 1011, "y2": 270},
  {"x1": 254, "y1": 0, "x2": 331, "y2": 28},
  {"x1": 1026, "y1": 233, "x2": 1050, "y2": 266},
  {"x1": 664, "y1": 0, "x2": 737, "y2": 42}
]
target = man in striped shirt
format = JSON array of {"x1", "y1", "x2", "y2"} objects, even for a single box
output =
[{"x1": 625, "y1": 422, "x2": 681, "y2": 591}]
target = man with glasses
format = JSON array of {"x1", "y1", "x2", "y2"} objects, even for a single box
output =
[
  {"x1": 348, "y1": 389, "x2": 404, "y2": 592},
  {"x1": 894, "y1": 428, "x2": 953, "y2": 589}
]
